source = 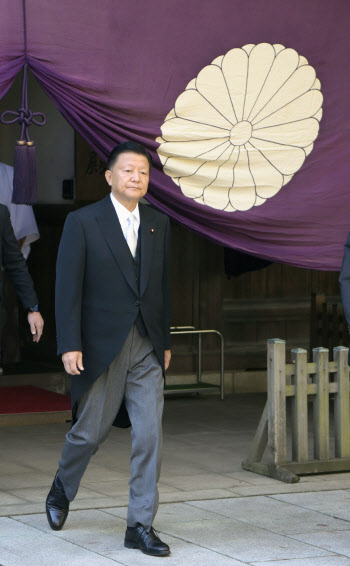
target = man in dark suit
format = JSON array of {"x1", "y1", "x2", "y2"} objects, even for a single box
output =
[
  {"x1": 340, "y1": 234, "x2": 350, "y2": 351},
  {"x1": 0, "y1": 204, "x2": 44, "y2": 350},
  {"x1": 46, "y1": 142, "x2": 171, "y2": 556}
]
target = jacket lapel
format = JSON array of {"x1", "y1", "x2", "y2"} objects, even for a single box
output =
[
  {"x1": 139, "y1": 204, "x2": 156, "y2": 298},
  {"x1": 95, "y1": 196, "x2": 138, "y2": 296}
]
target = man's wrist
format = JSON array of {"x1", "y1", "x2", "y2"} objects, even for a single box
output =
[{"x1": 26, "y1": 304, "x2": 40, "y2": 314}]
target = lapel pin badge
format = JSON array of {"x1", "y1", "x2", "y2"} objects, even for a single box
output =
[{"x1": 150, "y1": 228, "x2": 155, "y2": 233}]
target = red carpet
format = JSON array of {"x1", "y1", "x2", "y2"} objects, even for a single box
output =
[{"x1": 0, "y1": 386, "x2": 71, "y2": 414}]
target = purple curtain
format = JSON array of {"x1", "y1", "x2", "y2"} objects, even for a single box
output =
[
  {"x1": 1, "y1": 0, "x2": 350, "y2": 270},
  {"x1": 0, "y1": 1, "x2": 24, "y2": 100}
]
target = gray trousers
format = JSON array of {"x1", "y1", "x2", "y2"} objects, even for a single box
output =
[{"x1": 58, "y1": 325, "x2": 164, "y2": 530}]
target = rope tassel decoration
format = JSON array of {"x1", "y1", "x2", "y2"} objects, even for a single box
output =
[{"x1": 0, "y1": 64, "x2": 46, "y2": 204}]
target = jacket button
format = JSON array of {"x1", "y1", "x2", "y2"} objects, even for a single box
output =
[{"x1": 136, "y1": 300, "x2": 141, "y2": 306}]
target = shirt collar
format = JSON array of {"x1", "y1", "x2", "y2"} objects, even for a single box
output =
[{"x1": 110, "y1": 193, "x2": 140, "y2": 228}]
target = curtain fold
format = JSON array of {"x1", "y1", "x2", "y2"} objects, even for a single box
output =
[
  {"x1": 1, "y1": 0, "x2": 350, "y2": 270},
  {"x1": 0, "y1": 1, "x2": 24, "y2": 100}
]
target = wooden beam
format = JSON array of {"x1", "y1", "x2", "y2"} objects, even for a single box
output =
[
  {"x1": 334, "y1": 346, "x2": 350, "y2": 458},
  {"x1": 267, "y1": 339, "x2": 287, "y2": 465},
  {"x1": 291, "y1": 348, "x2": 308, "y2": 462},
  {"x1": 313, "y1": 347, "x2": 330, "y2": 460}
]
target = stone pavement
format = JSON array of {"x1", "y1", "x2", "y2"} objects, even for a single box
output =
[{"x1": 2, "y1": 393, "x2": 350, "y2": 565}]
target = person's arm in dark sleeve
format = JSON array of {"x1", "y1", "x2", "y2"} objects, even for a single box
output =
[
  {"x1": 55, "y1": 213, "x2": 86, "y2": 359},
  {"x1": 340, "y1": 232, "x2": 350, "y2": 335},
  {"x1": 162, "y1": 216, "x2": 171, "y2": 356},
  {"x1": 2, "y1": 207, "x2": 44, "y2": 341},
  {"x1": 2, "y1": 206, "x2": 38, "y2": 309}
]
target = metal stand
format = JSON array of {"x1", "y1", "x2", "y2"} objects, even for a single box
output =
[{"x1": 165, "y1": 326, "x2": 224, "y2": 399}]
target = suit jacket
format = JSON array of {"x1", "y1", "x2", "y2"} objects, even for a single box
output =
[
  {"x1": 0, "y1": 204, "x2": 38, "y2": 350},
  {"x1": 55, "y1": 196, "x2": 171, "y2": 427},
  {"x1": 339, "y1": 232, "x2": 350, "y2": 363}
]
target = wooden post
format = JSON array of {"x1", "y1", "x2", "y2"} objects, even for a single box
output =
[
  {"x1": 334, "y1": 346, "x2": 350, "y2": 458},
  {"x1": 313, "y1": 347, "x2": 330, "y2": 460},
  {"x1": 291, "y1": 348, "x2": 308, "y2": 462},
  {"x1": 267, "y1": 339, "x2": 287, "y2": 465}
]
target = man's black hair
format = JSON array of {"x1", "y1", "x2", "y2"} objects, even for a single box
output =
[{"x1": 106, "y1": 141, "x2": 153, "y2": 170}]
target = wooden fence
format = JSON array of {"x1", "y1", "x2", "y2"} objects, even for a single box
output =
[{"x1": 242, "y1": 339, "x2": 350, "y2": 483}]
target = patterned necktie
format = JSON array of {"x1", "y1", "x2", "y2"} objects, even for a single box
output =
[{"x1": 126, "y1": 214, "x2": 137, "y2": 258}]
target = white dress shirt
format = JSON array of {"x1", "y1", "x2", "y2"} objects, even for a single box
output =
[
  {"x1": 0, "y1": 163, "x2": 40, "y2": 259},
  {"x1": 110, "y1": 193, "x2": 140, "y2": 242}
]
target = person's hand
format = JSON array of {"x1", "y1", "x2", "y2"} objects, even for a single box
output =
[
  {"x1": 164, "y1": 349, "x2": 171, "y2": 371},
  {"x1": 27, "y1": 311, "x2": 44, "y2": 342},
  {"x1": 62, "y1": 351, "x2": 84, "y2": 375}
]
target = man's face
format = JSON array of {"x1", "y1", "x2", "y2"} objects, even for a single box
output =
[{"x1": 105, "y1": 152, "x2": 150, "y2": 208}]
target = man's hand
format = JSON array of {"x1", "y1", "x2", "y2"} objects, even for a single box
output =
[
  {"x1": 164, "y1": 349, "x2": 171, "y2": 371},
  {"x1": 62, "y1": 351, "x2": 84, "y2": 375},
  {"x1": 27, "y1": 311, "x2": 44, "y2": 342}
]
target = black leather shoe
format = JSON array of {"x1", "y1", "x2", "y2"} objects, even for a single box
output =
[
  {"x1": 124, "y1": 524, "x2": 170, "y2": 556},
  {"x1": 45, "y1": 472, "x2": 70, "y2": 531}
]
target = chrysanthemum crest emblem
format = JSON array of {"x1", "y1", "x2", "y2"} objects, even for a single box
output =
[{"x1": 156, "y1": 43, "x2": 323, "y2": 212}]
